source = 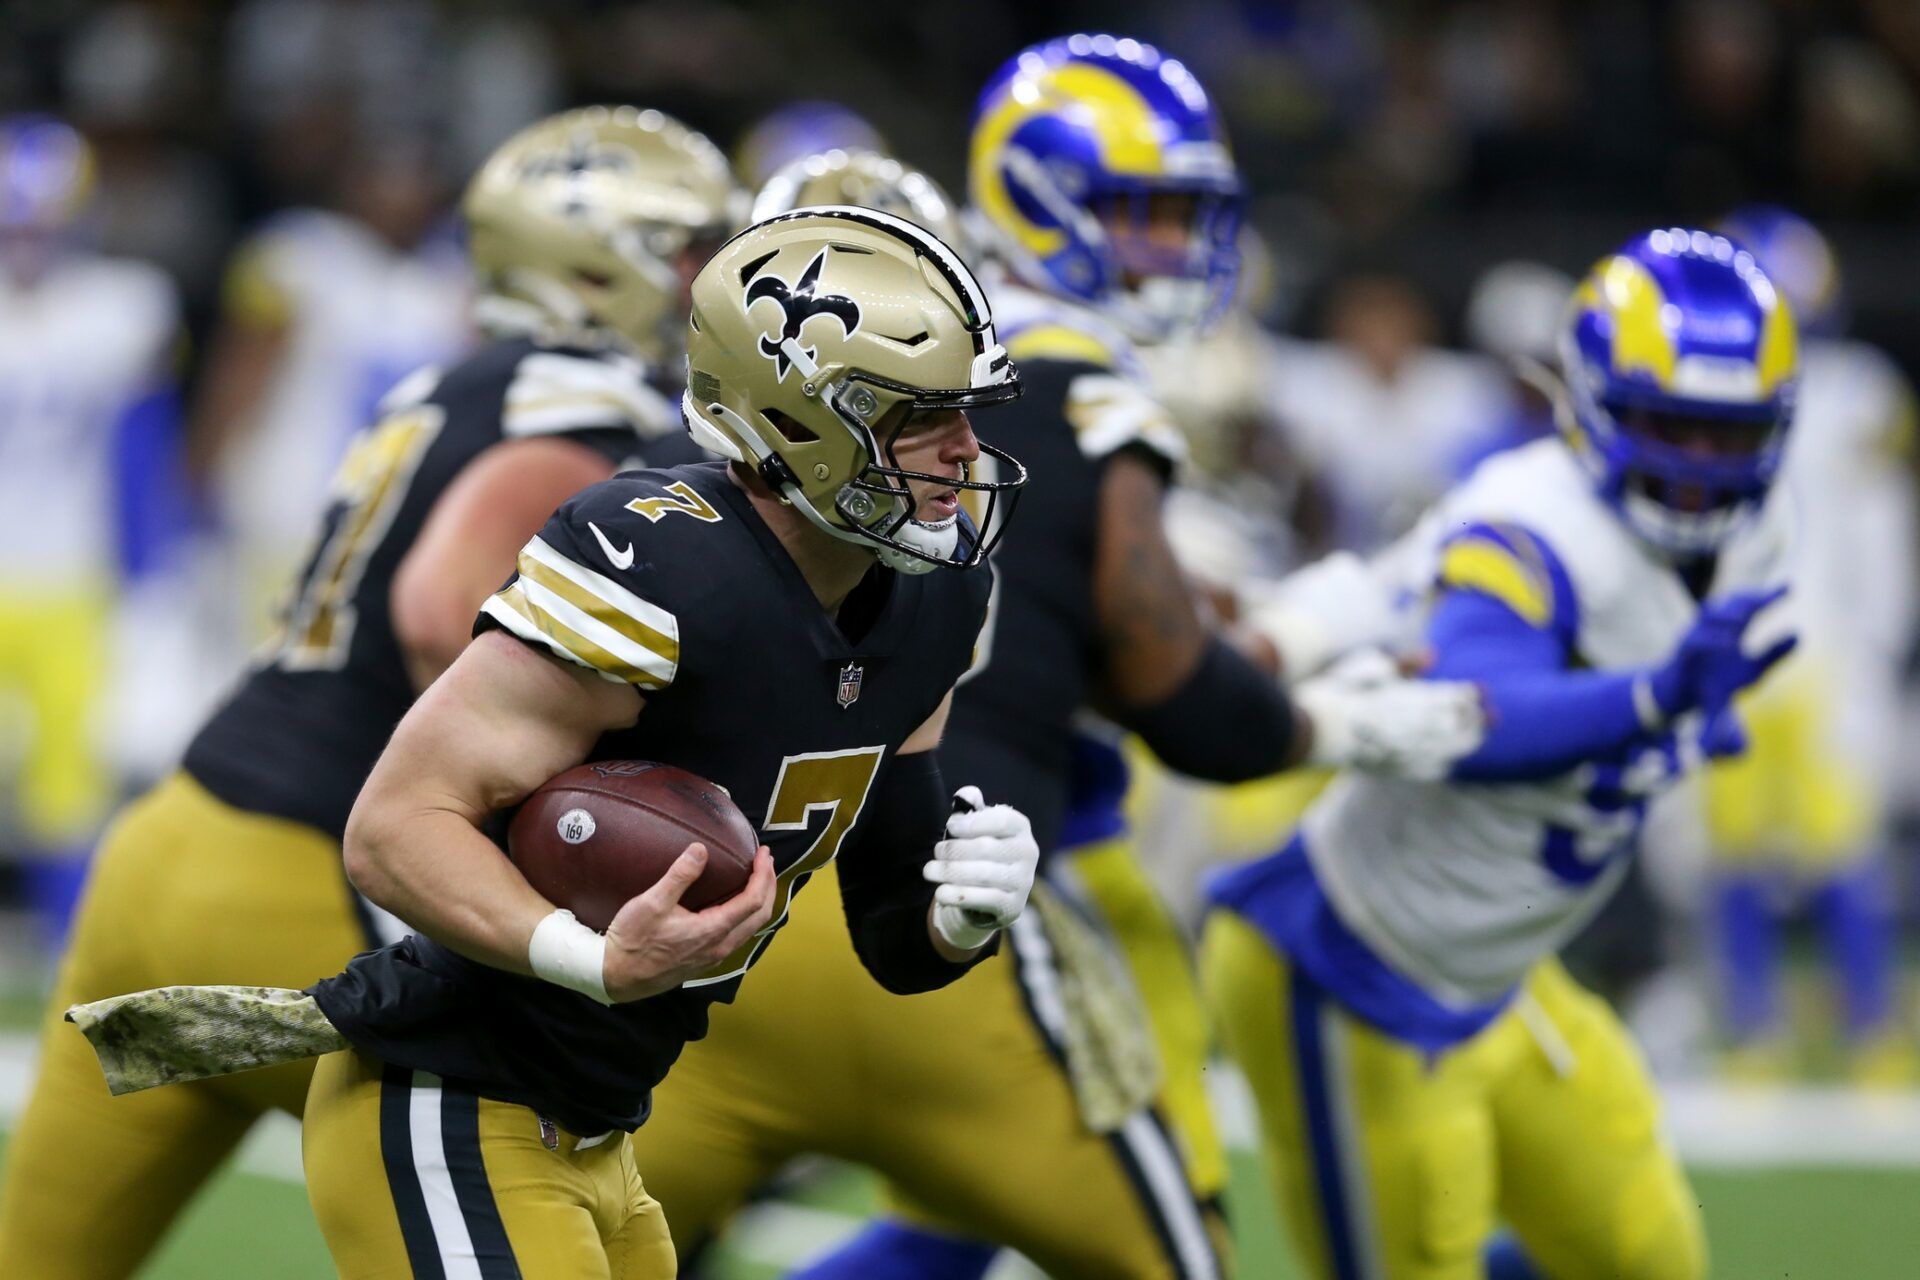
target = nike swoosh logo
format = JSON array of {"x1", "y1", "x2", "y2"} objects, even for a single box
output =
[{"x1": 587, "y1": 521, "x2": 634, "y2": 571}]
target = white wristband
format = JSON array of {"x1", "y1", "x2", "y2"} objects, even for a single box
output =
[
  {"x1": 528, "y1": 909, "x2": 611, "y2": 1005},
  {"x1": 932, "y1": 902, "x2": 1000, "y2": 952},
  {"x1": 1243, "y1": 599, "x2": 1330, "y2": 682}
]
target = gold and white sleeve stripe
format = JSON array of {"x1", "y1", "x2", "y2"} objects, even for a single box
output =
[
  {"x1": 503, "y1": 352, "x2": 679, "y2": 439},
  {"x1": 1064, "y1": 372, "x2": 1188, "y2": 469},
  {"x1": 480, "y1": 535, "x2": 680, "y2": 688}
]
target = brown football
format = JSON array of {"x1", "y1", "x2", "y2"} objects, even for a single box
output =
[{"x1": 508, "y1": 761, "x2": 758, "y2": 931}]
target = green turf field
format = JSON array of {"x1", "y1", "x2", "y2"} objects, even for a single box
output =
[{"x1": 5, "y1": 1130, "x2": 1915, "y2": 1279}]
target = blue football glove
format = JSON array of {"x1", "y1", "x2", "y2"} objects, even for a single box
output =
[{"x1": 1647, "y1": 586, "x2": 1797, "y2": 756}]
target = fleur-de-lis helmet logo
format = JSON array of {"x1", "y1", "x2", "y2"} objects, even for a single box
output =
[
  {"x1": 518, "y1": 133, "x2": 635, "y2": 219},
  {"x1": 745, "y1": 249, "x2": 863, "y2": 382}
]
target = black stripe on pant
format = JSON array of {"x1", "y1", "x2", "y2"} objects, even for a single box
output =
[{"x1": 377, "y1": 1064, "x2": 521, "y2": 1278}]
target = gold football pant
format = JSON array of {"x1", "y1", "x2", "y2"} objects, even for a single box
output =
[
  {"x1": 632, "y1": 858, "x2": 1228, "y2": 1280},
  {"x1": 0, "y1": 587, "x2": 111, "y2": 845},
  {"x1": 0, "y1": 771, "x2": 371, "y2": 1279},
  {"x1": 303, "y1": 1048, "x2": 674, "y2": 1279},
  {"x1": 1201, "y1": 913, "x2": 1706, "y2": 1280},
  {"x1": 1704, "y1": 658, "x2": 1878, "y2": 868}
]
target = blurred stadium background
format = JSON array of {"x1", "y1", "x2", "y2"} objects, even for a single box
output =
[{"x1": 2, "y1": 0, "x2": 1919, "y2": 1275}]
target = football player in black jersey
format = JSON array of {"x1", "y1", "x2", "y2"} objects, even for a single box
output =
[
  {"x1": 0, "y1": 106, "x2": 740, "y2": 1279},
  {"x1": 271, "y1": 207, "x2": 1040, "y2": 1277},
  {"x1": 629, "y1": 45, "x2": 1488, "y2": 1280}
]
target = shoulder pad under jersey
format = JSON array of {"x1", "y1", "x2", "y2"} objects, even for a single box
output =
[
  {"x1": 478, "y1": 471, "x2": 724, "y2": 690},
  {"x1": 502, "y1": 348, "x2": 682, "y2": 441}
]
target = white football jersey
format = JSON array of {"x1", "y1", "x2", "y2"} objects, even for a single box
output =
[
  {"x1": 1266, "y1": 337, "x2": 1513, "y2": 550},
  {"x1": 0, "y1": 253, "x2": 181, "y2": 585},
  {"x1": 1778, "y1": 338, "x2": 1915, "y2": 671},
  {"x1": 209, "y1": 209, "x2": 473, "y2": 563},
  {"x1": 1304, "y1": 439, "x2": 1791, "y2": 1003}
]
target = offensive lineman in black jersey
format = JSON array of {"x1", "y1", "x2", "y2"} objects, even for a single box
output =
[
  {"x1": 74, "y1": 206, "x2": 1037, "y2": 1277},
  {"x1": 629, "y1": 60, "x2": 1487, "y2": 1280},
  {"x1": 0, "y1": 106, "x2": 740, "y2": 1279}
]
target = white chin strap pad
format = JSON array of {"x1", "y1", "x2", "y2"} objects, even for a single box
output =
[{"x1": 876, "y1": 513, "x2": 958, "y2": 574}]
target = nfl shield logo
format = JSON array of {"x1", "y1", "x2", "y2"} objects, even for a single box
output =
[{"x1": 836, "y1": 662, "x2": 864, "y2": 709}]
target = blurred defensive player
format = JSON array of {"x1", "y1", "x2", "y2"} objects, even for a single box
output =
[
  {"x1": 1204, "y1": 228, "x2": 1801, "y2": 1280},
  {"x1": 0, "y1": 105, "x2": 740, "y2": 1280},
  {"x1": 0, "y1": 114, "x2": 184, "y2": 935},
  {"x1": 188, "y1": 131, "x2": 475, "y2": 646},
  {"x1": 1705, "y1": 205, "x2": 1918, "y2": 1081},
  {"x1": 633, "y1": 37, "x2": 1484, "y2": 1280}
]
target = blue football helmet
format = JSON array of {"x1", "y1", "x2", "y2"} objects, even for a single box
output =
[
  {"x1": 968, "y1": 33, "x2": 1243, "y2": 342},
  {"x1": 735, "y1": 101, "x2": 885, "y2": 191},
  {"x1": 1717, "y1": 203, "x2": 1844, "y2": 338},
  {"x1": 1560, "y1": 227, "x2": 1799, "y2": 559},
  {"x1": 0, "y1": 114, "x2": 93, "y2": 234}
]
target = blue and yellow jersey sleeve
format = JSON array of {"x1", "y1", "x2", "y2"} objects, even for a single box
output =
[
  {"x1": 1004, "y1": 320, "x2": 1124, "y2": 370},
  {"x1": 1423, "y1": 523, "x2": 1676, "y2": 781},
  {"x1": 1432, "y1": 521, "x2": 1579, "y2": 652}
]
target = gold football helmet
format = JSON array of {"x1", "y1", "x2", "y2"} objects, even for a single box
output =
[
  {"x1": 683, "y1": 208, "x2": 1024, "y2": 572},
  {"x1": 464, "y1": 105, "x2": 742, "y2": 363},
  {"x1": 750, "y1": 149, "x2": 971, "y2": 261}
]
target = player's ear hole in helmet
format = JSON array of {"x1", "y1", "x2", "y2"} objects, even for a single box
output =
[{"x1": 681, "y1": 206, "x2": 1027, "y2": 574}]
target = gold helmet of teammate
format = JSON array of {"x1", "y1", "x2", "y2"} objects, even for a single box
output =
[
  {"x1": 464, "y1": 105, "x2": 742, "y2": 363},
  {"x1": 683, "y1": 208, "x2": 1025, "y2": 572},
  {"x1": 750, "y1": 149, "x2": 972, "y2": 261}
]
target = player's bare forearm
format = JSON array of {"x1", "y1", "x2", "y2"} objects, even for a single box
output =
[
  {"x1": 184, "y1": 319, "x2": 289, "y2": 485},
  {"x1": 393, "y1": 437, "x2": 617, "y2": 690},
  {"x1": 1092, "y1": 452, "x2": 1215, "y2": 705},
  {"x1": 1093, "y1": 454, "x2": 1311, "y2": 776},
  {"x1": 344, "y1": 631, "x2": 641, "y2": 972}
]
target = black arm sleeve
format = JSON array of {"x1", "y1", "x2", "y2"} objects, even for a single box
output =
[
  {"x1": 835, "y1": 749, "x2": 999, "y2": 994},
  {"x1": 1116, "y1": 636, "x2": 1300, "y2": 783}
]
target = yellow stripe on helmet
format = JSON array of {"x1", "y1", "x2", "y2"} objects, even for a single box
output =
[
  {"x1": 1590, "y1": 254, "x2": 1679, "y2": 388},
  {"x1": 1756, "y1": 289, "x2": 1799, "y2": 395},
  {"x1": 970, "y1": 92, "x2": 1068, "y2": 259},
  {"x1": 969, "y1": 62, "x2": 1170, "y2": 259},
  {"x1": 1047, "y1": 64, "x2": 1166, "y2": 176}
]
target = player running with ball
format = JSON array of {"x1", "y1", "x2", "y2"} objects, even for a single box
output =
[{"x1": 73, "y1": 207, "x2": 1043, "y2": 1279}]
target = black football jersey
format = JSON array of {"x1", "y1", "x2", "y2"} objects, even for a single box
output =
[
  {"x1": 310, "y1": 462, "x2": 991, "y2": 1134},
  {"x1": 941, "y1": 310, "x2": 1182, "y2": 855},
  {"x1": 185, "y1": 338, "x2": 697, "y2": 840}
]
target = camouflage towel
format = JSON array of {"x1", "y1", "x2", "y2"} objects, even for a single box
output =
[
  {"x1": 1024, "y1": 883, "x2": 1162, "y2": 1133},
  {"x1": 66, "y1": 986, "x2": 347, "y2": 1096}
]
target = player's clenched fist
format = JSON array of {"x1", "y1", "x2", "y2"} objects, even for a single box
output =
[
  {"x1": 923, "y1": 787, "x2": 1039, "y2": 950},
  {"x1": 600, "y1": 843, "x2": 776, "y2": 1003}
]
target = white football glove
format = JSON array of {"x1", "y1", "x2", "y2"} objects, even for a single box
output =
[
  {"x1": 923, "y1": 786, "x2": 1039, "y2": 951},
  {"x1": 1294, "y1": 651, "x2": 1487, "y2": 781},
  {"x1": 1242, "y1": 551, "x2": 1400, "y2": 680}
]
